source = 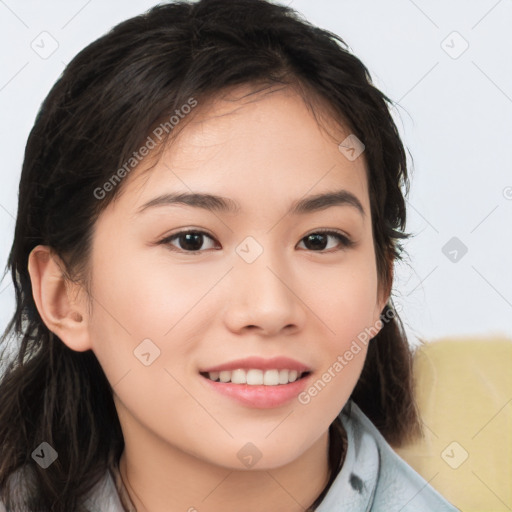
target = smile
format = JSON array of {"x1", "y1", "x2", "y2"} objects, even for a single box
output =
[
  {"x1": 201, "y1": 369, "x2": 310, "y2": 385},
  {"x1": 199, "y1": 370, "x2": 313, "y2": 409}
]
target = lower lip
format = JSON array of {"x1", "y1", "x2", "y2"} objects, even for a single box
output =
[{"x1": 200, "y1": 373, "x2": 312, "y2": 409}]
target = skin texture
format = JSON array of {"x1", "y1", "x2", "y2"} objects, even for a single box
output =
[{"x1": 28, "y1": 85, "x2": 389, "y2": 512}]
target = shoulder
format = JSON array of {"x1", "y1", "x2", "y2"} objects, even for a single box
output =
[{"x1": 316, "y1": 401, "x2": 460, "y2": 511}]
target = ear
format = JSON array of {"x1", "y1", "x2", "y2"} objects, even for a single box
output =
[
  {"x1": 27, "y1": 245, "x2": 92, "y2": 352},
  {"x1": 371, "y1": 260, "x2": 394, "y2": 335}
]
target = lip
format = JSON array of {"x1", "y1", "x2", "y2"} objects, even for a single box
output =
[
  {"x1": 199, "y1": 371, "x2": 313, "y2": 409},
  {"x1": 199, "y1": 356, "x2": 312, "y2": 373}
]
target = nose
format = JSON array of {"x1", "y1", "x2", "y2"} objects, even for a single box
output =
[{"x1": 222, "y1": 245, "x2": 307, "y2": 337}]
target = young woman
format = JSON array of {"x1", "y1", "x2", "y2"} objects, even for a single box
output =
[{"x1": 0, "y1": 0, "x2": 459, "y2": 510}]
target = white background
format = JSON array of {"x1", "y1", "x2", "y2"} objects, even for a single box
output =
[{"x1": 0, "y1": 0, "x2": 511, "y2": 346}]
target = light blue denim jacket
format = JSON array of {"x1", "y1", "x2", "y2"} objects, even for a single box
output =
[{"x1": 0, "y1": 401, "x2": 459, "y2": 511}]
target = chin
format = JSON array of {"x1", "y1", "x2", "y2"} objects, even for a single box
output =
[{"x1": 205, "y1": 437, "x2": 315, "y2": 471}]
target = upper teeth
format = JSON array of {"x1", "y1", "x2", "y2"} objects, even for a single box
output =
[{"x1": 206, "y1": 369, "x2": 304, "y2": 385}]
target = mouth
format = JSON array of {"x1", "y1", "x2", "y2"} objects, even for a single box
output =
[
  {"x1": 200, "y1": 369, "x2": 311, "y2": 385},
  {"x1": 198, "y1": 368, "x2": 313, "y2": 409},
  {"x1": 198, "y1": 356, "x2": 313, "y2": 408}
]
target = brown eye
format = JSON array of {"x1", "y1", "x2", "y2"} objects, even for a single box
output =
[
  {"x1": 160, "y1": 230, "x2": 218, "y2": 252},
  {"x1": 298, "y1": 230, "x2": 354, "y2": 252}
]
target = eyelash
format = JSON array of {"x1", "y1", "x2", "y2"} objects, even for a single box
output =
[{"x1": 158, "y1": 229, "x2": 355, "y2": 254}]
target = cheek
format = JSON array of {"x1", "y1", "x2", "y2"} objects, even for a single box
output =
[
  {"x1": 295, "y1": 251, "x2": 379, "y2": 403},
  {"x1": 88, "y1": 239, "x2": 214, "y2": 352},
  {"x1": 87, "y1": 248, "x2": 209, "y2": 450},
  {"x1": 87, "y1": 240, "x2": 227, "y2": 425},
  {"x1": 300, "y1": 249, "x2": 380, "y2": 345},
  {"x1": 296, "y1": 284, "x2": 375, "y2": 429}
]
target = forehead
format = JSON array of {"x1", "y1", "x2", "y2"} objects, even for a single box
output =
[
  {"x1": 169, "y1": 84, "x2": 354, "y2": 161},
  {"x1": 114, "y1": 84, "x2": 369, "y2": 216}
]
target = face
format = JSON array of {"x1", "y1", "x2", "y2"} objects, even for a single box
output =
[{"x1": 84, "y1": 85, "x2": 387, "y2": 470}]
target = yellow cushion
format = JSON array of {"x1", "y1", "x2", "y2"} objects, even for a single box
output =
[{"x1": 393, "y1": 336, "x2": 512, "y2": 512}]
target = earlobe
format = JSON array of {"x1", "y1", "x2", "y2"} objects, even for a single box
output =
[{"x1": 27, "y1": 245, "x2": 92, "y2": 352}]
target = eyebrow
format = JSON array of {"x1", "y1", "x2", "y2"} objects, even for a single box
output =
[{"x1": 136, "y1": 189, "x2": 366, "y2": 218}]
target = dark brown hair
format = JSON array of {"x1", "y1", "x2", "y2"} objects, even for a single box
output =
[{"x1": 0, "y1": 0, "x2": 421, "y2": 510}]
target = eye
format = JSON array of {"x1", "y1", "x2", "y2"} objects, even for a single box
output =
[
  {"x1": 297, "y1": 230, "x2": 355, "y2": 252},
  {"x1": 159, "y1": 230, "x2": 219, "y2": 253},
  {"x1": 158, "y1": 228, "x2": 355, "y2": 254}
]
